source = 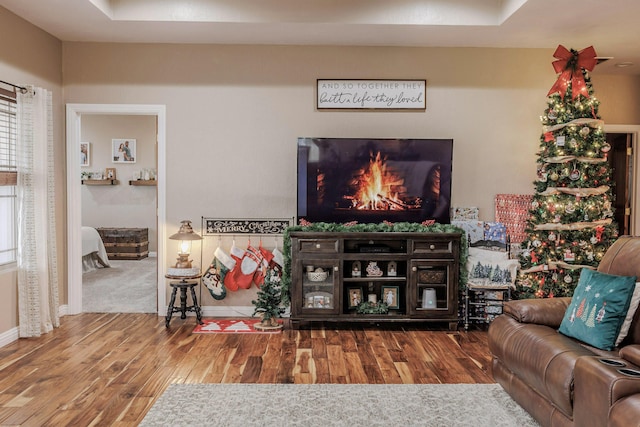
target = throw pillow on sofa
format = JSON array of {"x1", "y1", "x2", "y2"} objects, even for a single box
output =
[
  {"x1": 615, "y1": 282, "x2": 640, "y2": 347},
  {"x1": 559, "y1": 268, "x2": 637, "y2": 351}
]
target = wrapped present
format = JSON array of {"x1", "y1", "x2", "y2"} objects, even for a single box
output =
[
  {"x1": 495, "y1": 194, "x2": 533, "y2": 244},
  {"x1": 484, "y1": 222, "x2": 507, "y2": 244},
  {"x1": 451, "y1": 220, "x2": 484, "y2": 244},
  {"x1": 451, "y1": 207, "x2": 479, "y2": 221}
]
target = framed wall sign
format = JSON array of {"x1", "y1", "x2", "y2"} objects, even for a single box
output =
[{"x1": 316, "y1": 79, "x2": 426, "y2": 110}]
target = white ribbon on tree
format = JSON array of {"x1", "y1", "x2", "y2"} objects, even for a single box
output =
[{"x1": 539, "y1": 185, "x2": 610, "y2": 197}]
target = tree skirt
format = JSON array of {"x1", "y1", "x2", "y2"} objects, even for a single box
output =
[
  {"x1": 140, "y1": 383, "x2": 539, "y2": 427},
  {"x1": 193, "y1": 318, "x2": 283, "y2": 334}
]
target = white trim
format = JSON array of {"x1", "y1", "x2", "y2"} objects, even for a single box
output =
[
  {"x1": 605, "y1": 124, "x2": 639, "y2": 235},
  {"x1": 200, "y1": 305, "x2": 255, "y2": 318},
  {"x1": 0, "y1": 326, "x2": 18, "y2": 348},
  {"x1": 66, "y1": 104, "x2": 167, "y2": 316}
]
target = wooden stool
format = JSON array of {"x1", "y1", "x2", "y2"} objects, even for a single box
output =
[{"x1": 165, "y1": 275, "x2": 203, "y2": 327}]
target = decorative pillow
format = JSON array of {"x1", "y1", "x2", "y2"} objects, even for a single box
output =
[
  {"x1": 615, "y1": 283, "x2": 640, "y2": 347},
  {"x1": 468, "y1": 247, "x2": 510, "y2": 262},
  {"x1": 559, "y1": 269, "x2": 637, "y2": 351},
  {"x1": 466, "y1": 251, "x2": 519, "y2": 289}
]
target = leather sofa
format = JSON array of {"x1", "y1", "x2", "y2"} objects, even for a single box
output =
[{"x1": 488, "y1": 235, "x2": 640, "y2": 427}]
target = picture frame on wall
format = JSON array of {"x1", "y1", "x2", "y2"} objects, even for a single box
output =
[
  {"x1": 381, "y1": 285, "x2": 400, "y2": 309},
  {"x1": 112, "y1": 139, "x2": 136, "y2": 163},
  {"x1": 80, "y1": 142, "x2": 90, "y2": 167},
  {"x1": 347, "y1": 287, "x2": 363, "y2": 309}
]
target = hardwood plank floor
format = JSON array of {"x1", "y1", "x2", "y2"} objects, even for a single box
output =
[{"x1": 0, "y1": 313, "x2": 494, "y2": 426}]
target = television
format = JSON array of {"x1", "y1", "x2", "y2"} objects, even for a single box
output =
[{"x1": 297, "y1": 137, "x2": 453, "y2": 224}]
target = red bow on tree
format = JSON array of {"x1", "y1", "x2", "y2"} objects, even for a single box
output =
[{"x1": 547, "y1": 45, "x2": 598, "y2": 100}]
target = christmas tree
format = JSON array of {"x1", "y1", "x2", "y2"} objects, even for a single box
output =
[
  {"x1": 516, "y1": 45, "x2": 618, "y2": 299},
  {"x1": 252, "y1": 267, "x2": 284, "y2": 328}
]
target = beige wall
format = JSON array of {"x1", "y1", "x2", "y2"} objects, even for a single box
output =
[
  {"x1": 0, "y1": 7, "x2": 63, "y2": 338},
  {"x1": 592, "y1": 74, "x2": 640, "y2": 125},
  {"x1": 81, "y1": 115, "x2": 158, "y2": 252}
]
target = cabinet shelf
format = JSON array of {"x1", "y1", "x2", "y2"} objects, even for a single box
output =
[
  {"x1": 82, "y1": 179, "x2": 118, "y2": 185},
  {"x1": 343, "y1": 277, "x2": 407, "y2": 283},
  {"x1": 129, "y1": 180, "x2": 157, "y2": 186}
]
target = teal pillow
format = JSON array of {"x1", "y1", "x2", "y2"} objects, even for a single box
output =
[{"x1": 559, "y1": 268, "x2": 637, "y2": 350}]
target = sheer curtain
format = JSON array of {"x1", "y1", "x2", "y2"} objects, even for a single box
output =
[{"x1": 16, "y1": 86, "x2": 59, "y2": 337}]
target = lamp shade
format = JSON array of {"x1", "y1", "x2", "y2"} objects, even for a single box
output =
[{"x1": 168, "y1": 220, "x2": 202, "y2": 241}]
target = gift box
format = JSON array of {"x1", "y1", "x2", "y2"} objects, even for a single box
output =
[
  {"x1": 483, "y1": 222, "x2": 507, "y2": 244},
  {"x1": 451, "y1": 220, "x2": 484, "y2": 244},
  {"x1": 451, "y1": 207, "x2": 479, "y2": 221},
  {"x1": 495, "y1": 194, "x2": 533, "y2": 244}
]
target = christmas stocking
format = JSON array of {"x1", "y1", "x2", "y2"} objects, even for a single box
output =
[
  {"x1": 202, "y1": 246, "x2": 236, "y2": 300},
  {"x1": 223, "y1": 242, "x2": 246, "y2": 292},
  {"x1": 269, "y1": 246, "x2": 284, "y2": 278},
  {"x1": 230, "y1": 244, "x2": 262, "y2": 290},
  {"x1": 253, "y1": 243, "x2": 274, "y2": 288}
]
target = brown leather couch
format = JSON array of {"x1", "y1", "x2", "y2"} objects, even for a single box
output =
[{"x1": 488, "y1": 236, "x2": 640, "y2": 427}]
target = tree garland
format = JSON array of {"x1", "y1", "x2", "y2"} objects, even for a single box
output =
[{"x1": 281, "y1": 222, "x2": 468, "y2": 307}]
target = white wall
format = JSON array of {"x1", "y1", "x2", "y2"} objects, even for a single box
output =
[{"x1": 80, "y1": 114, "x2": 158, "y2": 252}]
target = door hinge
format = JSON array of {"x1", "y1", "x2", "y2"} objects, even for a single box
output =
[
  {"x1": 625, "y1": 207, "x2": 631, "y2": 216},
  {"x1": 628, "y1": 146, "x2": 633, "y2": 156}
]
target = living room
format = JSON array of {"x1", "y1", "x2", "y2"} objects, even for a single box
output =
[{"x1": 1, "y1": 1, "x2": 640, "y2": 425}]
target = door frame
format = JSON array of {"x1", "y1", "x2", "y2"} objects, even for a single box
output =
[
  {"x1": 605, "y1": 124, "x2": 639, "y2": 235},
  {"x1": 66, "y1": 104, "x2": 167, "y2": 315}
]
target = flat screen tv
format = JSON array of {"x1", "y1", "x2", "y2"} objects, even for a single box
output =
[{"x1": 297, "y1": 137, "x2": 453, "y2": 224}]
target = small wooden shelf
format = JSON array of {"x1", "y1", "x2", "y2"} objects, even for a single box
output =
[
  {"x1": 129, "y1": 180, "x2": 157, "y2": 186},
  {"x1": 82, "y1": 179, "x2": 118, "y2": 185}
]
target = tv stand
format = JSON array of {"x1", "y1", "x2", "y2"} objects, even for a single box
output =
[{"x1": 289, "y1": 231, "x2": 461, "y2": 329}]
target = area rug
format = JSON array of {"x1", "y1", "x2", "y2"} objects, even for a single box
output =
[
  {"x1": 193, "y1": 319, "x2": 283, "y2": 334},
  {"x1": 82, "y1": 257, "x2": 157, "y2": 313},
  {"x1": 139, "y1": 383, "x2": 539, "y2": 427}
]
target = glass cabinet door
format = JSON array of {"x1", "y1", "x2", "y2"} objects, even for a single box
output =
[
  {"x1": 409, "y1": 260, "x2": 456, "y2": 317},
  {"x1": 299, "y1": 259, "x2": 340, "y2": 315}
]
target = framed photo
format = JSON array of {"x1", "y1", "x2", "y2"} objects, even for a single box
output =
[
  {"x1": 105, "y1": 167, "x2": 116, "y2": 180},
  {"x1": 381, "y1": 286, "x2": 400, "y2": 309},
  {"x1": 112, "y1": 139, "x2": 136, "y2": 163},
  {"x1": 80, "y1": 142, "x2": 90, "y2": 167},
  {"x1": 347, "y1": 287, "x2": 363, "y2": 309}
]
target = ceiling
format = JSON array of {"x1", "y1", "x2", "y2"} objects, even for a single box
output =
[{"x1": 2, "y1": 0, "x2": 640, "y2": 74}]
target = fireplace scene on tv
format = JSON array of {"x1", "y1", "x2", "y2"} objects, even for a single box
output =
[{"x1": 297, "y1": 138, "x2": 453, "y2": 224}]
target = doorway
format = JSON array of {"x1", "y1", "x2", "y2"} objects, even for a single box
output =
[
  {"x1": 66, "y1": 104, "x2": 167, "y2": 315},
  {"x1": 606, "y1": 132, "x2": 635, "y2": 236}
]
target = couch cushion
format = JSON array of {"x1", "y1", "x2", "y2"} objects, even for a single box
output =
[
  {"x1": 488, "y1": 314, "x2": 598, "y2": 418},
  {"x1": 559, "y1": 269, "x2": 636, "y2": 351},
  {"x1": 616, "y1": 283, "x2": 640, "y2": 347}
]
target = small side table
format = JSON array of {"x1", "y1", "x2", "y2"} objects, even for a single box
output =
[{"x1": 165, "y1": 274, "x2": 204, "y2": 327}]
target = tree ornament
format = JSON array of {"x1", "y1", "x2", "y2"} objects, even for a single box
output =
[
  {"x1": 564, "y1": 274, "x2": 573, "y2": 284},
  {"x1": 601, "y1": 143, "x2": 611, "y2": 153},
  {"x1": 565, "y1": 202, "x2": 576, "y2": 213},
  {"x1": 550, "y1": 172, "x2": 559, "y2": 181},
  {"x1": 570, "y1": 169, "x2": 580, "y2": 180},
  {"x1": 580, "y1": 126, "x2": 590, "y2": 137},
  {"x1": 569, "y1": 138, "x2": 578, "y2": 148},
  {"x1": 548, "y1": 110, "x2": 557, "y2": 120}
]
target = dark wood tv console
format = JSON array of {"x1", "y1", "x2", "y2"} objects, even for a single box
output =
[{"x1": 289, "y1": 231, "x2": 461, "y2": 330}]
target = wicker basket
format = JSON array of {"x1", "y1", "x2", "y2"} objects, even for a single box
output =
[
  {"x1": 307, "y1": 270, "x2": 328, "y2": 282},
  {"x1": 419, "y1": 270, "x2": 445, "y2": 283}
]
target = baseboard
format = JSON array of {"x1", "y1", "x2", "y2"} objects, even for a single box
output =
[
  {"x1": 159, "y1": 305, "x2": 256, "y2": 318},
  {"x1": 0, "y1": 326, "x2": 19, "y2": 348}
]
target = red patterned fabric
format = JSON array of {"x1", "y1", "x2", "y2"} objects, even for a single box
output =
[{"x1": 495, "y1": 194, "x2": 533, "y2": 244}]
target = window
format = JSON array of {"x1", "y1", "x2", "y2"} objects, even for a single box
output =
[{"x1": 0, "y1": 87, "x2": 17, "y2": 265}]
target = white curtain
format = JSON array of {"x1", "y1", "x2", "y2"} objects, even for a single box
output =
[{"x1": 16, "y1": 86, "x2": 59, "y2": 337}]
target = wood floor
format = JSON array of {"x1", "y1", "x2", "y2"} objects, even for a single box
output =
[{"x1": 0, "y1": 313, "x2": 494, "y2": 426}]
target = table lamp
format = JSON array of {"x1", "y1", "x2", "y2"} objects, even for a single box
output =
[{"x1": 168, "y1": 220, "x2": 202, "y2": 269}]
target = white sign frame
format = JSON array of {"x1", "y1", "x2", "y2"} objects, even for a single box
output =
[{"x1": 316, "y1": 79, "x2": 426, "y2": 110}]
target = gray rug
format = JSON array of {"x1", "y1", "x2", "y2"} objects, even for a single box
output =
[
  {"x1": 82, "y1": 257, "x2": 157, "y2": 313},
  {"x1": 139, "y1": 383, "x2": 539, "y2": 427}
]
